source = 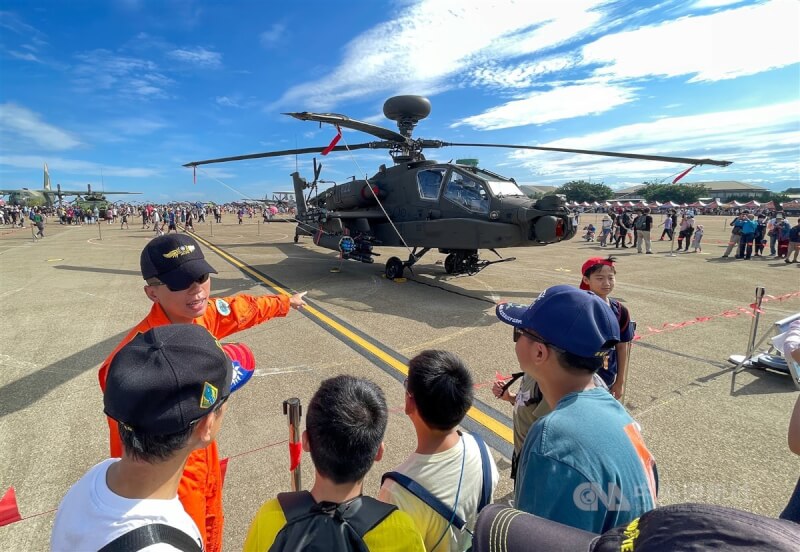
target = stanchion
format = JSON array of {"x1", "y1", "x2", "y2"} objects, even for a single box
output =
[
  {"x1": 283, "y1": 398, "x2": 302, "y2": 491},
  {"x1": 210, "y1": 219, "x2": 213, "y2": 237},
  {"x1": 98, "y1": 219, "x2": 102, "y2": 241},
  {"x1": 257, "y1": 218, "x2": 260, "y2": 236},
  {"x1": 723, "y1": 218, "x2": 727, "y2": 230},
  {"x1": 746, "y1": 286, "x2": 766, "y2": 358},
  {"x1": 665, "y1": 226, "x2": 677, "y2": 257}
]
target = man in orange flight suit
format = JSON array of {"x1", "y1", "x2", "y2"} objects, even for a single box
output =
[{"x1": 98, "y1": 234, "x2": 307, "y2": 552}]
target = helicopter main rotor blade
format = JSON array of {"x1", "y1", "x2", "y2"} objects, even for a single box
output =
[
  {"x1": 284, "y1": 112, "x2": 407, "y2": 143},
  {"x1": 439, "y1": 142, "x2": 733, "y2": 167},
  {"x1": 183, "y1": 142, "x2": 390, "y2": 168}
]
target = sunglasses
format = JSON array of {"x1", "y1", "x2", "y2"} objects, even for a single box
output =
[
  {"x1": 147, "y1": 273, "x2": 210, "y2": 292},
  {"x1": 513, "y1": 327, "x2": 564, "y2": 352}
]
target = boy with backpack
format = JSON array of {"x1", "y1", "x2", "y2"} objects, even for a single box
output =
[
  {"x1": 378, "y1": 350, "x2": 498, "y2": 551},
  {"x1": 244, "y1": 375, "x2": 424, "y2": 551},
  {"x1": 580, "y1": 257, "x2": 635, "y2": 400}
]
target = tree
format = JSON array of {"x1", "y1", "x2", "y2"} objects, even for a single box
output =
[
  {"x1": 639, "y1": 183, "x2": 709, "y2": 204},
  {"x1": 554, "y1": 181, "x2": 613, "y2": 203}
]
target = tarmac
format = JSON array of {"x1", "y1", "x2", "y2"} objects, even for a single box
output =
[{"x1": 1, "y1": 213, "x2": 798, "y2": 550}]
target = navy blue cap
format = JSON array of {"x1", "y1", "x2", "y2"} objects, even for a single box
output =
[
  {"x1": 140, "y1": 234, "x2": 217, "y2": 291},
  {"x1": 496, "y1": 285, "x2": 620, "y2": 358},
  {"x1": 104, "y1": 324, "x2": 238, "y2": 435}
]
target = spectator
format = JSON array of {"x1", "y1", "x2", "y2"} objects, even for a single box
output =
[
  {"x1": 691, "y1": 224, "x2": 705, "y2": 253},
  {"x1": 786, "y1": 217, "x2": 800, "y2": 264},
  {"x1": 614, "y1": 211, "x2": 631, "y2": 249},
  {"x1": 599, "y1": 215, "x2": 612, "y2": 247},
  {"x1": 775, "y1": 214, "x2": 792, "y2": 258},
  {"x1": 244, "y1": 375, "x2": 425, "y2": 551},
  {"x1": 722, "y1": 213, "x2": 746, "y2": 258},
  {"x1": 580, "y1": 257, "x2": 634, "y2": 400},
  {"x1": 97, "y1": 234, "x2": 307, "y2": 552},
  {"x1": 657, "y1": 212, "x2": 673, "y2": 241},
  {"x1": 496, "y1": 285, "x2": 657, "y2": 533},
  {"x1": 52, "y1": 324, "x2": 246, "y2": 551},
  {"x1": 379, "y1": 351, "x2": 498, "y2": 551},
  {"x1": 739, "y1": 212, "x2": 757, "y2": 260},
  {"x1": 634, "y1": 207, "x2": 653, "y2": 254},
  {"x1": 754, "y1": 215, "x2": 767, "y2": 257}
]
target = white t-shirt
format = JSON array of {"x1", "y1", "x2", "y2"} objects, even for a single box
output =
[
  {"x1": 50, "y1": 459, "x2": 202, "y2": 551},
  {"x1": 378, "y1": 433, "x2": 499, "y2": 552}
]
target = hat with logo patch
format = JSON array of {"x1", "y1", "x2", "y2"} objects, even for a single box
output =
[
  {"x1": 104, "y1": 324, "x2": 252, "y2": 435},
  {"x1": 496, "y1": 284, "x2": 619, "y2": 360},
  {"x1": 472, "y1": 502, "x2": 800, "y2": 552},
  {"x1": 140, "y1": 234, "x2": 217, "y2": 291}
]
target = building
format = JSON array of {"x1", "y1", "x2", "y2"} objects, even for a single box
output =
[{"x1": 613, "y1": 181, "x2": 768, "y2": 201}]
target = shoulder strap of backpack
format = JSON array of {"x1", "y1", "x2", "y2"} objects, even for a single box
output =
[
  {"x1": 468, "y1": 432, "x2": 492, "y2": 513},
  {"x1": 98, "y1": 523, "x2": 202, "y2": 552},
  {"x1": 381, "y1": 472, "x2": 467, "y2": 530},
  {"x1": 336, "y1": 496, "x2": 398, "y2": 539},
  {"x1": 613, "y1": 299, "x2": 631, "y2": 334},
  {"x1": 276, "y1": 491, "x2": 317, "y2": 523}
]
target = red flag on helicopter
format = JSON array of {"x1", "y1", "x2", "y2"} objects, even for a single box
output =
[
  {"x1": 672, "y1": 165, "x2": 695, "y2": 184},
  {"x1": 322, "y1": 125, "x2": 342, "y2": 156}
]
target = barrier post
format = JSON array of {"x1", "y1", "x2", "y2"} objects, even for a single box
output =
[
  {"x1": 98, "y1": 219, "x2": 102, "y2": 241},
  {"x1": 746, "y1": 286, "x2": 766, "y2": 358},
  {"x1": 257, "y1": 218, "x2": 260, "y2": 236},
  {"x1": 210, "y1": 219, "x2": 213, "y2": 237},
  {"x1": 283, "y1": 398, "x2": 302, "y2": 491}
]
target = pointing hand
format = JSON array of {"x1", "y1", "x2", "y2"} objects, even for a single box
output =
[{"x1": 290, "y1": 291, "x2": 308, "y2": 310}]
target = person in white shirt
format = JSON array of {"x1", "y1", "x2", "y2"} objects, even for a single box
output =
[
  {"x1": 379, "y1": 350, "x2": 499, "y2": 551},
  {"x1": 51, "y1": 324, "x2": 249, "y2": 551}
]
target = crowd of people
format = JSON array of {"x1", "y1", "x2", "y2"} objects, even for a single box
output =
[
  {"x1": 576, "y1": 207, "x2": 800, "y2": 261},
  {"x1": 45, "y1": 230, "x2": 799, "y2": 551}
]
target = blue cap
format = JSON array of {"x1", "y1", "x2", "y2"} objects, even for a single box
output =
[{"x1": 496, "y1": 285, "x2": 620, "y2": 358}]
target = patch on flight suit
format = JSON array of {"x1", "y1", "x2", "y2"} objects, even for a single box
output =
[{"x1": 215, "y1": 299, "x2": 231, "y2": 316}]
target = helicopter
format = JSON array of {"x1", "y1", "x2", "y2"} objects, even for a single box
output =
[
  {"x1": 184, "y1": 95, "x2": 732, "y2": 280},
  {"x1": 68, "y1": 184, "x2": 141, "y2": 219}
]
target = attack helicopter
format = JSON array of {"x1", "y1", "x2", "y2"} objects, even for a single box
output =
[{"x1": 184, "y1": 95, "x2": 731, "y2": 279}]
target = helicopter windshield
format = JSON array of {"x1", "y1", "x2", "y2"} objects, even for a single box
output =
[
  {"x1": 417, "y1": 168, "x2": 446, "y2": 200},
  {"x1": 486, "y1": 181, "x2": 526, "y2": 197},
  {"x1": 443, "y1": 171, "x2": 490, "y2": 214}
]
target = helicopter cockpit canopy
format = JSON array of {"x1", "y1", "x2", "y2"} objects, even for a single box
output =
[{"x1": 443, "y1": 170, "x2": 491, "y2": 214}]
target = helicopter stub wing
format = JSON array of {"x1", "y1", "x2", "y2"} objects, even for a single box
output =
[
  {"x1": 183, "y1": 142, "x2": 390, "y2": 168},
  {"x1": 327, "y1": 210, "x2": 388, "y2": 219},
  {"x1": 440, "y1": 142, "x2": 732, "y2": 167},
  {"x1": 284, "y1": 112, "x2": 407, "y2": 143}
]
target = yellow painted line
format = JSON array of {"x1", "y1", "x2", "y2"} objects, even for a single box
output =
[{"x1": 192, "y1": 232, "x2": 514, "y2": 445}]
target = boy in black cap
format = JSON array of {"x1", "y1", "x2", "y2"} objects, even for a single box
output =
[
  {"x1": 52, "y1": 325, "x2": 250, "y2": 551},
  {"x1": 496, "y1": 285, "x2": 657, "y2": 533},
  {"x1": 97, "y1": 233, "x2": 307, "y2": 552}
]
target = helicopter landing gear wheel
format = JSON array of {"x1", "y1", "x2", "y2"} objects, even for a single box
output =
[
  {"x1": 385, "y1": 257, "x2": 404, "y2": 280},
  {"x1": 444, "y1": 254, "x2": 457, "y2": 274}
]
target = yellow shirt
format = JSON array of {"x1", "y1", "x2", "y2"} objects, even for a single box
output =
[{"x1": 244, "y1": 497, "x2": 425, "y2": 552}]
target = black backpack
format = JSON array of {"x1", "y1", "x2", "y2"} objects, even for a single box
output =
[{"x1": 269, "y1": 492, "x2": 397, "y2": 552}]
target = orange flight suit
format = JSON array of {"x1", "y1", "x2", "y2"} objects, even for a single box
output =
[{"x1": 98, "y1": 294, "x2": 290, "y2": 552}]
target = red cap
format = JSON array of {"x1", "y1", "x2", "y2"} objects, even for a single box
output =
[{"x1": 579, "y1": 257, "x2": 614, "y2": 290}]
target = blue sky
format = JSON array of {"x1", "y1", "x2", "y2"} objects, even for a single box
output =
[{"x1": 1, "y1": 0, "x2": 798, "y2": 203}]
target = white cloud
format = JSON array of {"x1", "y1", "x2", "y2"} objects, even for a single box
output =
[
  {"x1": 692, "y1": 0, "x2": 747, "y2": 8},
  {"x1": 583, "y1": 0, "x2": 800, "y2": 82},
  {"x1": 452, "y1": 82, "x2": 638, "y2": 130},
  {"x1": 273, "y1": 0, "x2": 608, "y2": 109},
  {"x1": 0, "y1": 103, "x2": 82, "y2": 150},
  {"x1": 8, "y1": 50, "x2": 41, "y2": 62},
  {"x1": 260, "y1": 24, "x2": 286, "y2": 48},
  {"x1": 507, "y1": 100, "x2": 800, "y2": 183},
  {"x1": 0, "y1": 154, "x2": 160, "y2": 178},
  {"x1": 72, "y1": 49, "x2": 174, "y2": 100},
  {"x1": 167, "y1": 47, "x2": 222, "y2": 68},
  {"x1": 216, "y1": 96, "x2": 241, "y2": 108}
]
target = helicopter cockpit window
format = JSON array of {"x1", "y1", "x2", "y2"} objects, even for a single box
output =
[
  {"x1": 417, "y1": 169, "x2": 446, "y2": 200},
  {"x1": 443, "y1": 172, "x2": 490, "y2": 214}
]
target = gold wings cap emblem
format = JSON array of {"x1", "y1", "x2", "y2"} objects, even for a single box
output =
[{"x1": 162, "y1": 244, "x2": 196, "y2": 259}]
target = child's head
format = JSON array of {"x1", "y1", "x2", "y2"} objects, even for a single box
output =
[
  {"x1": 406, "y1": 350, "x2": 474, "y2": 431},
  {"x1": 697, "y1": 224, "x2": 704, "y2": 231},
  {"x1": 305, "y1": 375, "x2": 387, "y2": 484},
  {"x1": 580, "y1": 256, "x2": 617, "y2": 299}
]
